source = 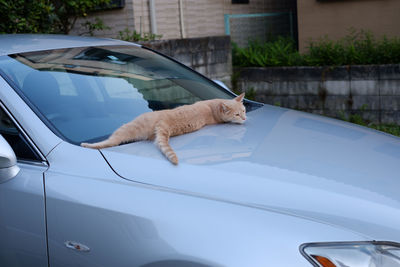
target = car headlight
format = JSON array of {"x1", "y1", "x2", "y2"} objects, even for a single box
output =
[{"x1": 300, "y1": 241, "x2": 400, "y2": 267}]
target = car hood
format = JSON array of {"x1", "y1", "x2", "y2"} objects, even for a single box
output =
[{"x1": 101, "y1": 105, "x2": 400, "y2": 241}]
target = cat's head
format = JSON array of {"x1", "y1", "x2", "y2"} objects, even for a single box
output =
[{"x1": 219, "y1": 93, "x2": 246, "y2": 124}]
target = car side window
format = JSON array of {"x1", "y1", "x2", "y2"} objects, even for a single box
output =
[{"x1": 0, "y1": 107, "x2": 41, "y2": 162}]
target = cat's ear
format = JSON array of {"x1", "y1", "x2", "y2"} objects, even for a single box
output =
[
  {"x1": 234, "y1": 93, "x2": 245, "y2": 102},
  {"x1": 219, "y1": 102, "x2": 229, "y2": 114}
]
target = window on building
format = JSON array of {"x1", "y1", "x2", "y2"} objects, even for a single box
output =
[
  {"x1": 232, "y1": 0, "x2": 249, "y2": 4},
  {"x1": 96, "y1": 0, "x2": 125, "y2": 11}
]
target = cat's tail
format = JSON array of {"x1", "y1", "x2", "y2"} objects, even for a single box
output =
[
  {"x1": 154, "y1": 124, "x2": 178, "y2": 165},
  {"x1": 81, "y1": 138, "x2": 120, "y2": 149},
  {"x1": 81, "y1": 130, "x2": 127, "y2": 149}
]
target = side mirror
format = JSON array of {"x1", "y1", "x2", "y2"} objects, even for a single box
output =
[{"x1": 0, "y1": 135, "x2": 20, "y2": 183}]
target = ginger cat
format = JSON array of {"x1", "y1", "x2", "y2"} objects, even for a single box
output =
[{"x1": 81, "y1": 93, "x2": 246, "y2": 165}]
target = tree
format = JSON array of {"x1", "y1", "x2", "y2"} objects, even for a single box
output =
[
  {"x1": 0, "y1": 0, "x2": 54, "y2": 33},
  {"x1": 0, "y1": 0, "x2": 110, "y2": 34},
  {"x1": 51, "y1": 0, "x2": 111, "y2": 34}
]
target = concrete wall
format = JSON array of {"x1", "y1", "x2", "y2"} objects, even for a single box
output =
[
  {"x1": 297, "y1": 0, "x2": 400, "y2": 52},
  {"x1": 141, "y1": 36, "x2": 232, "y2": 86},
  {"x1": 236, "y1": 65, "x2": 400, "y2": 124}
]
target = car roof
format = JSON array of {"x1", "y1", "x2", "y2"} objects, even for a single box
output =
[{"x1": 0, "y1": 34, "x2": 140, "y2": 56}]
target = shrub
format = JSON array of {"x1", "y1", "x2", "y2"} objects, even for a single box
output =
[
  {"x1": 233, "y1": 37, "x2": 301, "y2": 67},
  {"x1": 305, "y1": 29, "x2": 400, "y2": 66},
  {"x1": 340, "y1": 111, "x2": 400, "y2": 137},
  {"x1": 0, "y1": 0, "x2": 111, "y2": 34},
  {"x1": 0, "y1": 0, "x2": 55, "y2": 33},
  {"x1": 233, "y1": 29, "x2": 400, "y2": 67},
  {"x1": 117, "y1": 28, "x2": 162, "y2": 42}
]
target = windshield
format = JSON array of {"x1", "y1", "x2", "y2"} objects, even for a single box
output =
[{"x1": 0, "y1": 45, "x2": 257, "y2": 144}]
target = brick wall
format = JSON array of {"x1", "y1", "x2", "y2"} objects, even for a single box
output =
[{"x1": 236, "y1": 65, "x2": 400, "y2": 124}]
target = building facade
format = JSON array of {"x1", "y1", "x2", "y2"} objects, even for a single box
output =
[
  {"x1": 297, "y1": 0, "x2": 400, "y2": 52},
  {"x1": 72, "y1": 0, "x2": 296, "y2": 42}
]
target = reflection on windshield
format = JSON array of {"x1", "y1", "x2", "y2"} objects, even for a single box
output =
[{"x1": 0, "y1": 45, "x2": 243, "y2": 144}]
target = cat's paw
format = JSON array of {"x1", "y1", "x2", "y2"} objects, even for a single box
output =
[{"x1": 170, "y1": 155, "x2": 179, "y2": 165}]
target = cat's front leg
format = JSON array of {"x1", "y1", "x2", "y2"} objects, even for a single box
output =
[{"x1": 154, "y1": 124, "x2": 178, "y2": 165}]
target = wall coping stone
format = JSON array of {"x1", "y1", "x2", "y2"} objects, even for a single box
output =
[{"x1": 236, "y1": 64, "x2": 400, "y2": 81}]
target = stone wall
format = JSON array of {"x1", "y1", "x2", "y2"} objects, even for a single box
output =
[
  {"x1": 236, "y1": 65, "x2": 400, "y2": 124},
  {"x1": 141, "y1": 36, "x2": 232, "y2": 86}
]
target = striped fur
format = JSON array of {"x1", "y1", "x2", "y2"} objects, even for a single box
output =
[{"x1": 81, "y1": 93, "x2": 246, "y2": 165}]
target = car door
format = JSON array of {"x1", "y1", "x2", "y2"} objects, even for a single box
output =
[{"x1": 0, "y1": 103, "x2": 48, "y2": 266}]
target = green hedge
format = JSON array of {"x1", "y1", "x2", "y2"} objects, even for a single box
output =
[{"x1": 233, "y1": 30, "x2": 400, "y2": 67}]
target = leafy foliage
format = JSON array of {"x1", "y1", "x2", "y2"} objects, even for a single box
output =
[
  {"x1": 117, "y1": 28, "x2": 163, "y2": 42},
  {"x1": 233, "y1": 37, "x2": 301, "y2": 67},
  {"x1": 339, "y1": 111, "x2": 400, "y2": 137},
  {"x1": 51, "y1": 0, "x2": 111, "y2": 34},
  {"x1": 233, "y1": 30, "x2": 400, "y2": 67},
  {"x1": 371, "y1": 124, "x2": 400, "y2": 137},
  {"x1": 0, "y1": 0, "x2": 55, "y2": 33},
  {"x1": 305, "y1": 29, "x2": 400, "y2": 66},
  {"x1": 80, "y1": 17, "x2": 110, "y2": 36},
  {"x1": 0, "y1": 0, "x2": 111, "y2": 34}
]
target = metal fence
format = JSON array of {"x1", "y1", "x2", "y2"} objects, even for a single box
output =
[{"x1": 224, "y1": 12, "x2": 294, "y2": 47}]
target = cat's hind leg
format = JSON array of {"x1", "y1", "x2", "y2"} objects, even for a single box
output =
[{"x1": 154, "y1": 124, "x2": 178, "y2": 165}]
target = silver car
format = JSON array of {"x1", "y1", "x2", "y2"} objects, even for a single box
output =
[{"x1": 0, "y1": 34, "x2": 399, "y2": 267}]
